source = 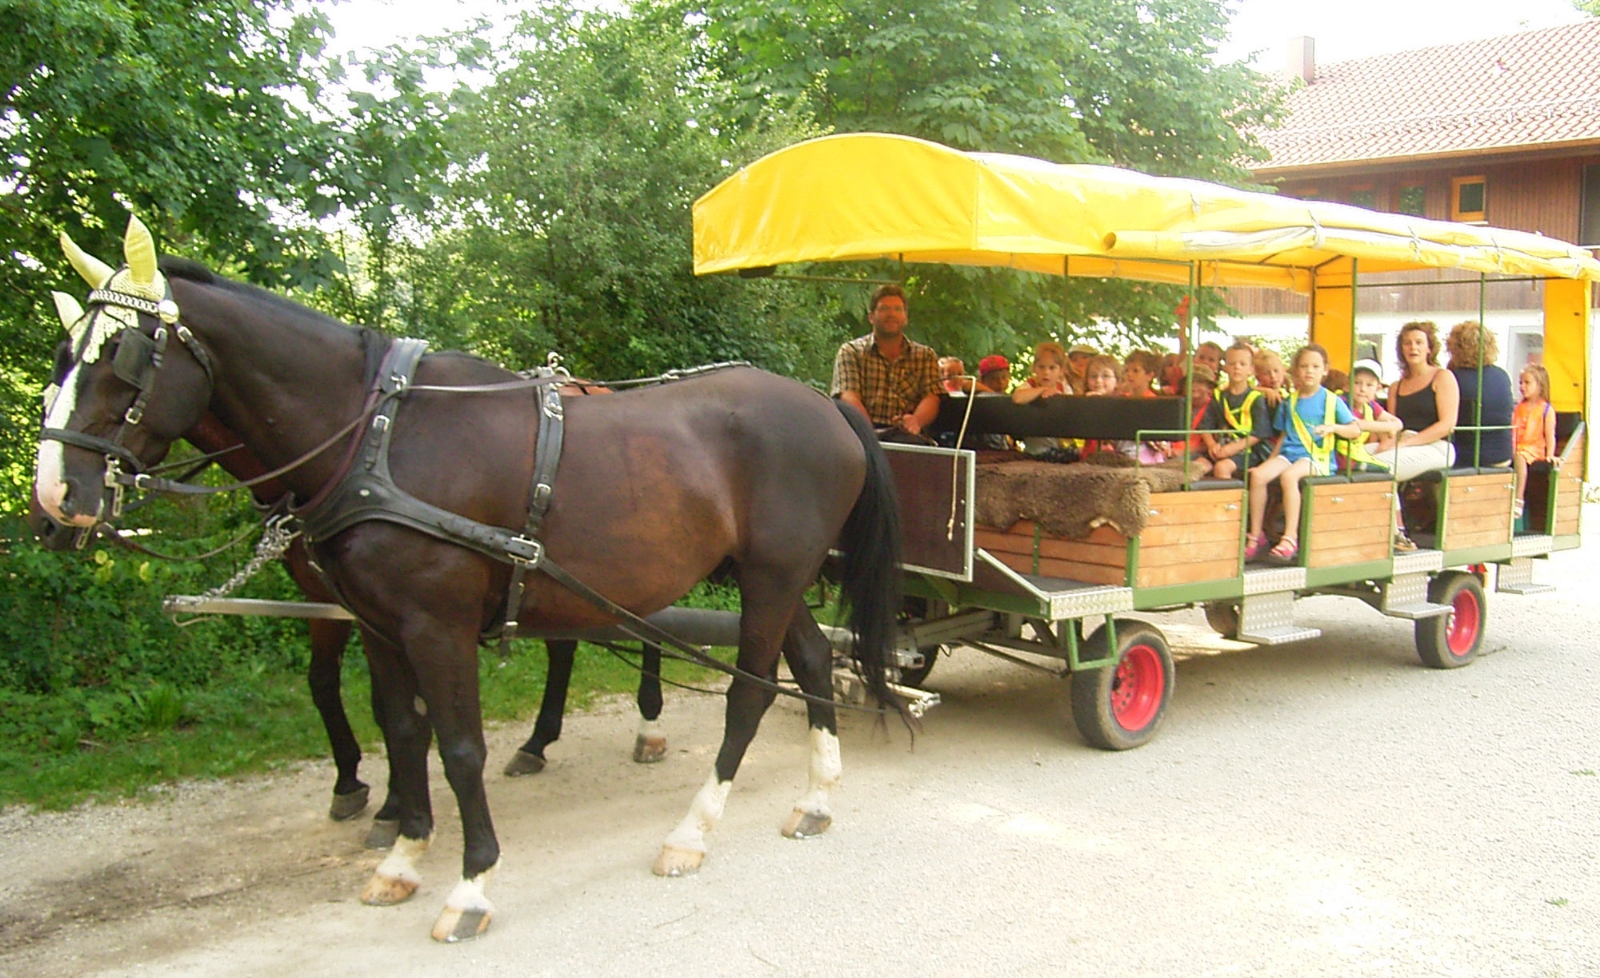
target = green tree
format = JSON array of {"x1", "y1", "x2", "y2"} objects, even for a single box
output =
[
  {"x1": 698, "y1": 0, "x2": 1282, "y2": 362},
  {"x1": 1575, "y1": 1, "x2": 1600, "y2": 17},
  {"x1": 413, "y1": 2, "x2": 844, "y2": 382}
]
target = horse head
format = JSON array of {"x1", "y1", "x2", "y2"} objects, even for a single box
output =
[{"x1": 34, "y1": 216, "x2": 215, "y2": 527}]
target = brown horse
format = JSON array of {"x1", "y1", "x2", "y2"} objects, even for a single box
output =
[
  {"x1": 26, "y1": 411, "x2": 670, "y2": 846},
  {"x1": 35, "y1": 221, "x2": 902, "y2": 942}
]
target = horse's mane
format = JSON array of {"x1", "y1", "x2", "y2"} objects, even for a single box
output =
[
  {"x1": 160, "y1": 256, "x2": 366, "y2": 337},
  {"x1": 160, "y1": 256, "x2": 508, "y2": 376}
]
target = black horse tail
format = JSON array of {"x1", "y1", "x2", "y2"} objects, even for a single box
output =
[{"x1": 832, "y1": 401, "x2": 914, "y2": 729}]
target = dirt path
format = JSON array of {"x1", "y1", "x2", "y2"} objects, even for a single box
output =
[{"x1": 4, "y1": 544, "x2": 1599, "y2": 977}]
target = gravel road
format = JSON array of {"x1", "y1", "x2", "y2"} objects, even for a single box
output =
[{"x1": 2, "y1": 535, "x2": 1596, "y2": 977}]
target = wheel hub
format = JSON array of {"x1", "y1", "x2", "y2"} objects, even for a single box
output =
[{"x1": 1110, "y1": 643, "x2": 1165, "y2": 731}]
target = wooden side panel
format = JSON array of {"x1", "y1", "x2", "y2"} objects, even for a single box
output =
[
  {"x1": 884, "y1": 446, "x2": 972, "y2": 577},
  {"x1": 1441, "y1": 472, "x2": 1514, "y2": 550},
  {"x1": 1135, "y1": 490, "x2": 1243, "y2": 587},
  {"x1": 1554, "y1": 433, "x2": 1584, "y2": 538},
  {"x1": 1305, "y1": 480, "x2": 1393, "y2": 568},
  {"x1": 972, "y1": 488, "x2": 1245, "y2": 588}
]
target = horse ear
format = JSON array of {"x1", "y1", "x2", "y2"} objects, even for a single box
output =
[
  {"x1": 59, "y1": 232, "x2": 114, "y2": 288},
  {"x1": 124, "y1": 215, "x2": 158, "y2": 288},
  {"x1": 50, "y1": 291, "x2": 85, "y2": 332}
]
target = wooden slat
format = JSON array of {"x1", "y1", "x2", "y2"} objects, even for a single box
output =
[
  {"x1": 1137, "y1": 558, "x2": 1240, "y2": 588},
  {"x1": 973, "y1": 529, "x2": 1036, "y2": 555},
  {"x1": 1445, "y1": 496, "x2": 1515, "y2": 519},
  {"x1": 1308, "y1": 540, "x2": 1391, "y2": 568},
  {"x1": 1137, "y1": 520, "x2": 1243, "y2": 546},
  {"x1": 1138, "y1": 539, "x2": 1239, "y2": 568},
  {"x1": 1033, "y1": 538, "x2": 1128, "y2": 567},
  {"x1": 1446, "y1": 530, "x2": 1512, "y2": 550},
  {"x1": 1307, "y1": 523, "x2": 1390, "y2": 550},
  {"x1": 1445, "y1": 513, "x2": 1512, "y2": 536},
  {"x1": 1144, "y1": 491, "x2": 1245, "y2": 527},
  {"x1": 1310, "y1": 509, "x2": 1394, "y2": 532}
]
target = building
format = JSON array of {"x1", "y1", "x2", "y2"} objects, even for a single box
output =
[{"x1": 1222, "y1": 21, "x2": 1600, "y2": 380}]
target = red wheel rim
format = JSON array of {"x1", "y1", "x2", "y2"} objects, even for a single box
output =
[
  {"x1": 1445, "y1": 587, "x2": 1481, "y2": 657},
  {"x1": 1110, "y1": 643, "x2": 1165, "y2": 731}
]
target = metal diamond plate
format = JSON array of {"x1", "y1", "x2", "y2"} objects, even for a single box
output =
[
  {"x1": 1391, "y1": 549, "x2": 1444, "y2": 575},
  {"x1": 1381, "y1": 573, "x2": 1429, "y2": 612},
  {"x1": 1043, "y1": 585, "x2": 1135, "y2": 620},
  {"x1": 1242, "y1": 566, "x2": 1306, "y2": 595},
  {"x1": 1240, "y1": 590, "x2": 1297, "y2": 631},
  {"x1": 1497, "y1": 557, "x2": 1554, "y2": 595},
  {"x1": 1511, "y1": 535, "x2": 1554, "y2": 558}
]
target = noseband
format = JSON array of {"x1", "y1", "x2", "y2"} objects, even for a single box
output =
[{"x1": 40, "y1": 285, "x2": 215, "y2": 518}]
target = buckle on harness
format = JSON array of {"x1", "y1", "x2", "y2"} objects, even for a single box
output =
[{"x1": 506, "y1": 536, "x2": 544, "y2": 567}]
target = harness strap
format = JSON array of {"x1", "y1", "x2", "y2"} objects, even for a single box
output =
[
  {"x1": 498, "y1": 381, "x2": 565, "y2": 656},
  {"x1": 1288, "y1": 389, "x2": 1338, "y2": 475}
]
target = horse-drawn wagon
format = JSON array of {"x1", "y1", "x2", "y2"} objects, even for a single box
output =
[{"x1": 693, "y1": 132, "x2": 1600, "y2": 751}]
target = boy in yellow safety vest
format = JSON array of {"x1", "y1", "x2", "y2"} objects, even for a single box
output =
[
  {"x1": 1245, "y1": 344, "x2": 1365, "y2": 562},
  {"x1": 1204, "y1": 343, "x2": 1273, "y2": 480},
  {"x1": 1336, "y1": 359, "x2": 1403, "y2": 473}
]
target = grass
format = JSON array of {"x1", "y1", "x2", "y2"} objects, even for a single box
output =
[{"x1": 0, "y1": 636, "x2": 736, "y2": 812}]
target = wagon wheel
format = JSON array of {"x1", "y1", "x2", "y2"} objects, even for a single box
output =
[
  {"x1": 1202, "y1": 601, "x2": 1241, "y2": 640},
  {"x1": 1069, "y1": 620, "x2": 1174, "y2": 751},
  {"x1": 1416, "y1": 572, "x2": 1486, "y2": 669}
]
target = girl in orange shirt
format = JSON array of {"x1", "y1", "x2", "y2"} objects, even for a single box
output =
[{"x1": 1512, "y1": 364, "x2": 1558, "y2": 518}]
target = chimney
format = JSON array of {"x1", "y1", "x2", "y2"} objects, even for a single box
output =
[{"x1": 1286, "y1": 36, "x2": 1316, "y2": 84}]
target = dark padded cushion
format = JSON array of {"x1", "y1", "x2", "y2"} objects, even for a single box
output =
[
  {"x1": 1556, "y1": 412, "x2": 1583, "y2": 444},
  {"x1": 1410, "y1": 466, "x2": 1482, "y2": 483},
  {"x1": 1189, "y1": 477, "x2": 1244, "y2": 490},
  {"x1": 932, "y1": 392, "x2": 1188, "y2": 440}
]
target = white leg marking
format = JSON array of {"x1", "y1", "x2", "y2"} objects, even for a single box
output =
[
  {"x1": 374, "y1": 833, "x2": 432, "y2": 886},
  {"x1": 35, "y1": 364, "x2": 80, "y2": 524},
  {"x1": 442, "y1": 861, "x2": 499, "y2": 913},
  {"x1": 793, "y1": 727, "x2": 843, "y2": 819},
  {"x1": 637, "y1": 717, "x2": 664, "y2": 740},
  {"x1": 663, "y1": 770, "x2": 732, "y2": 854}
]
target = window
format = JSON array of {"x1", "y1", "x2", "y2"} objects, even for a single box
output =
[
  {"x1": 1347, "y1": 186, "x2": 1377, "y2": 210},
  {"x1": 1581, "y1": 165, "x2": 1600, "y2": 247},
  {"x1": 1451, "y1": 175, "x2": 1486, "y2": 223},
  {"x1": 1397, "y1": 185, "x2": 1426, "y2": 217}
]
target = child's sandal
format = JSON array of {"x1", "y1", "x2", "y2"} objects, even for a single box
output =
[
  {"x1": 1269, "y1": 537, "x2": 1298, "y2": 561},
  {"x1": 1244, "y1": 532, "x2": 1268, "y2": 559}
]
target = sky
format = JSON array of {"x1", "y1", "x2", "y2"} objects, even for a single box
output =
[{"x1": 319, "y1": 0, "x2": 1594, "y2": 68}]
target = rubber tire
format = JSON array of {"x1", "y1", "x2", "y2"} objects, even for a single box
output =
[
  {"x1": 897, "y1": 645, "x2": 941, "y2": 688},
  {"x1": 1203, "y1": 601, "x2": 1241, "y2": 640},
  {"x1": 1416, "y1": 571, "x2": 1486, "y2": 669},
  {"x1": 1069, "y1": 620, "x2": 1174, "y2": 751}
]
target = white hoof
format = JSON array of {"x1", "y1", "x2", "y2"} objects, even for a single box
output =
[
  {"x1": 652, "y1": 844, "x2": 705, "y2": 877},
  {"x1": 781, "y1": 807, "x2": 833, "y2": 839}
]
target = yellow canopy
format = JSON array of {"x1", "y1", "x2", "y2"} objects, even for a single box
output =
[{"x1": 693, "y1": 133, "x2": 1600, "y2": 291}]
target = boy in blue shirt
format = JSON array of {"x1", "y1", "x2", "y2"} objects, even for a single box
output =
[{"x1": 1245, "y1": 344, "x2": 1363, "y2": 562}]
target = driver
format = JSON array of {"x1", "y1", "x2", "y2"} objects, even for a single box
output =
[{"x1": 830, "y1": 284, "x2": 942, "y2": 436}]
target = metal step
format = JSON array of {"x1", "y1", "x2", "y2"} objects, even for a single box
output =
[
  {"x1": 1380, "y1": 602, "x2": 1451, "y2": 620},
  {"x1": 1497, "y1": 556, "x2": 1555, "y2": 595},
  {"x1": 1235, "y1": 625, "x2": 1323, "y2": 646}
]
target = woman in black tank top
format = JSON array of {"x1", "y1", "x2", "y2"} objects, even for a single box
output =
[{"x1": 1386, "y1": 322, "x2": 1460, "y2": 547}]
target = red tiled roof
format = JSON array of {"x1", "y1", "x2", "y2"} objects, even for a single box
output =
[{"x1": 1253, "y1": 20, "x2": 1600, "y2": 173}]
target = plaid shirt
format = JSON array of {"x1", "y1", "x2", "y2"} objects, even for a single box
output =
[{"x1": 830, "y1": 334, "x2": 943, "y2": 426}]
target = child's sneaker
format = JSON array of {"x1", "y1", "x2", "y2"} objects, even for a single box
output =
[{"x1": 1392, "y1": 532, "x2": 1418, "y2": 553}]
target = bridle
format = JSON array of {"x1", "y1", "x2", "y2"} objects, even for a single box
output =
[{"x1": 40, "y1": 282, "x2": 215, "y2": 520}]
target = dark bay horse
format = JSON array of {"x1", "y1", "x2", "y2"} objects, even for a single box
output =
[
  {"x1": 35, "y1": 220, "x2": 902, "y2": 942},
  {"x1": 26, "y1": 411, "x2": 669, "y2": 842}
]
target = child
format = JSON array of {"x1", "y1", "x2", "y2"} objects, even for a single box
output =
[
  {"x1": 1078, "y1": 355, "x2": 1120, "y2": 456},
  {"x1": 1159, "y1": 353, "x2": 1187, "y2": 396},
  {"x1": 938, "y1": 356, "x2": 967, "y2": 393},
  {"x1": 1121, "y1": 350, "x2": 1160, "y2": 397},
  {"x1": 1014, "y1": 341, "x2": 1072, "y2": 457},
  {"x1": 1335, "y1": 359, "x2": 1402, "y2": 474},
  {"x1": 1512, "y1": 364, "x2": 1558, "y2": 517},
  {"x1": 976, "y1": 354, "x2": 1011, "y2": 394},
  {"x1": 1117, "y1": 351, "x2": 1166, "y2": 463},
  {"x1": 1245, "y1": 344, "x2": 1363, "y2": 562},
  {"x1": 1195, "y1": 341, "x2": 1225, "y2": 377},
  {"x1": 1175, "y1": 365, "x2": 1217, "y2": 476},
  {"x1": 1012, "y1": 342, "x2": 1068, "y2": 404},
  {"x1": 1253, "y1": 349, "x2": 1287, "y2": 400},
  {"x1": 1204, "y1": 342, "x2": 1273, "y2": 480}
]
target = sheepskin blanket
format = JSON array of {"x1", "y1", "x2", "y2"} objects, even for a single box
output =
[{"x1": 974, "y1": 454, "x2": 1200, "y2": 539}]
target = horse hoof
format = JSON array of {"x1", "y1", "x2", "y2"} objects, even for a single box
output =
[
  {"x1": 502, "y1": 750, "x2": 546, "y2": 777},
  {"x1": 781, "y1": 808, "x2": 833, "y2": 839},
  {"x1": 360, "y1": 873, "x2": 418, "y2": 906},
  {"x1": 329, "y1": 784, "x2": 370, "y2": 821},
  {"x1": 431, "y1": 906, "x2": 492, "y2": 943},
  {"x1": 364, "y1": 818, "x2": 401, "y2": 850},
  {"x1": 633, "y1": 735, "x2": 667, "y2": 764},
  {"x1": 652, "y1": 845, "x2": 705, "y2": 877}
]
